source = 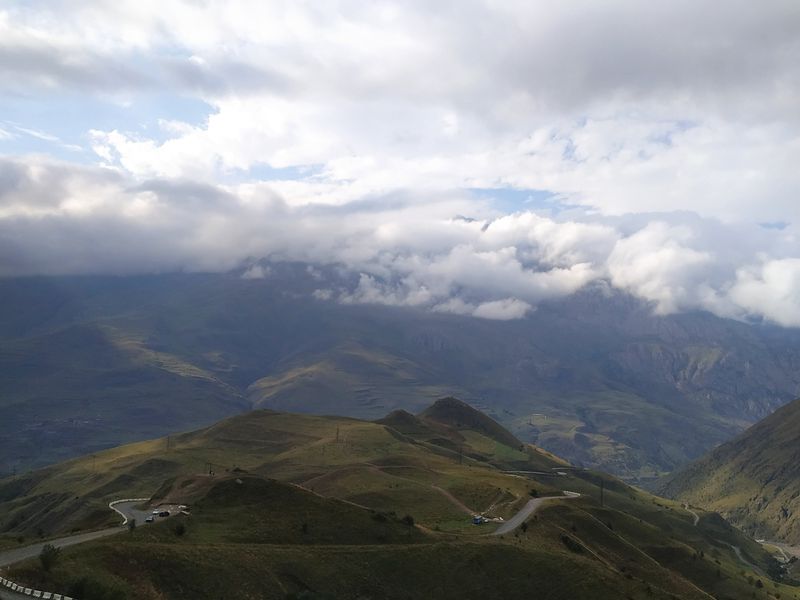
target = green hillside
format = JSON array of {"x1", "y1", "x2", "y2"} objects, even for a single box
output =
[
  {"x1": 1, "y1": 403, "x2": 796, "y2": 600},
  {"x1": 2, "y1": 476, "x2": 698, "y2": 600},
  {"x1": 657, "y1": 397, "x2": 800, "y2": 544},
  {"x1": 0, "y1": 403, "x2": 561, "y2": 538}
]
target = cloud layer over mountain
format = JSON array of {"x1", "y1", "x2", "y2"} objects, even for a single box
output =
[{"x1": 1, "y1": 1, "x2": 799, "y2": 324}]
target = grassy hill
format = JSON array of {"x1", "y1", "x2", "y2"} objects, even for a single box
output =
[
  {"x1": 1, "y1": 403, "x2": 797, "y2": 600},
  {"x1": 3, "y1": 270, "x2": 800, "y2": 480},
  {"x1": 0, "y1": 403, "x2": 563, "y2": 538},
  {"x1": 657, "y1": 396, "x2": 800, "y2": 544},
  {"x1": 4, "y1": 476, "x2": 696, "y2": 600},
  {"x1": 418, "y1": 396, "x2": 524, "y2": 450}
]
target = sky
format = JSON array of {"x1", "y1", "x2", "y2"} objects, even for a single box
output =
[{"x1": 1, "y1": 1, "x2": 799, "y2": 324}]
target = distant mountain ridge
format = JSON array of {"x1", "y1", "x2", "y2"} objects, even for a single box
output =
[
  {"x1": 2, "y1": 266, "x2": 800, "y2": 479},
  {"x1": 656, "y1": 396, "x2": 800, "y2": 543}
]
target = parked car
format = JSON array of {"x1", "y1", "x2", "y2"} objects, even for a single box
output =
[
  {"x1": 472, "y1": 515, "x2": 487, "y2": 525},
  {"x1": 145, "y1": 516, "x2": 155, "y2": 523},
  {"x1": 158, "y1": 510, "x2": 170, "y2": 517}
]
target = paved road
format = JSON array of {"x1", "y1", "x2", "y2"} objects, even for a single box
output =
[
  {"x1": 0, "y1": 524, "x2": 127, "y2": 600},
  {"x1": 0, "y1": 499, "x2": 186, "y2": 570},
  {"x1": 683, "y1": 503, "x2": 700, "y2": 526},
  {"x1": 0, "y1": 500, "x2": 158, "y2": 599},
  {"x1": 110, "y1": 499, "x2": 153, "y2": 527},
  {"x1": 0, "y1": 527, "x2": 125, "y2": 570},
  {"x1": 726, "y1": 543, "x2": 764, "y2": 576},
  {"x1": 492, "y1": 493, "x2": 579, "y2": 536}
]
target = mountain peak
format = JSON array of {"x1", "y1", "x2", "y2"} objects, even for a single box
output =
[
  {"x1": 418, "y1": 397, "x2": 523, "y2": 450},
  {"x1": 375, "y1": 409, "x2": 430, "y2": 435}
]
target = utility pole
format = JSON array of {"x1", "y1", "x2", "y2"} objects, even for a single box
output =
[
  {"x1": 600, "y1": 479, "x2": 605, "y2": 508},
  {"x1": 335, "y1": 427, "x2": 340, "y2": 443}
]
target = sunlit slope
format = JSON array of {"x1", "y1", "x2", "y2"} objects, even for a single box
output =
[
  {"x1": 246, "y1": 343, "x2": 468, "y2": 415},
  {"x1": 658, "y1": 397, "x2": 800, "y2": 544}
]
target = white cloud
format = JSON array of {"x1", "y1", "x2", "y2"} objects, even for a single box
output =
[
  {"x1": 730, "y1": 259, "x2": 800, "y2": 327},
  {"x1": 1, "y1": 156, "x2": 798, "y2": 325},
  {"x1": 15, "y1": 126, "x2": 59, "y2": 142},
  {"x1": 1, "y1": 2, "x2": 797, "y2": 222},
  {"x1": 0, "y1": 2, "x2": 799, "y2": 325},
  {"x1": 607, "y1": 223, "x2": 716, "y2": 314},
  {"x1": 241, "y1": 264, "x2": 270, "y2": 279},
  {"x1": 472, "y1": 298, "x2": 532, "y2": 321}
]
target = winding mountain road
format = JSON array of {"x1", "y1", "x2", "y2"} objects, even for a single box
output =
[
  {"x1": 0, "y1": 526, "x2": 124, "y2": 570},
  {"x1": 493, "y1": 492, "x2": 580, "y2": 536},
  {"x1": 683, "y1": 503, "x2": 700, "y2": 526},
  {"x1": 0, "y1": 501, "x2": 154, "y2": 600},
  {"x1": 0, "y1": 490, "x2": 578, "y2": 598},
  {"x1": 0, "y1": 500, "x2": 164, "y2": 570},
  {"x1": 0, "y1": 526, "x2": 127, "y2": 600}
]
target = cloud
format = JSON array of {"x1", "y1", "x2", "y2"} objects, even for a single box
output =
[
  {"x1": 1, "y1": 156, "x2": 799, "y2": 326},
  {"x1": 0, "y1": 3, "x2": 799, "y2": 325},
  {"x1": 607, "y1": 222, "x2": 716, "y2": 314},
  {"x1": 472, "y1": 298, "x2": 532, "y2": 321},
  {"x1": 241, "y1": 264, "x2": 270, "y2": 279},
  {"x1": 0, "y1": 2, "x2": 797, "y2": 223},
  {"x1": 730, "y1": 259, "x2": 800, "y2": 327}
]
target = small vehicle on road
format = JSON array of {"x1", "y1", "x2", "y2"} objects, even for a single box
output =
[
  {"x1": 145, "y1": 516, "x2": 155, "y2": 523},
  {"x1": 158, "y1": 510, "x2": 170, "y2": 517}
]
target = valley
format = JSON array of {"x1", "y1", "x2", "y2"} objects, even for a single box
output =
[
  {"x1": 658, "y1": 396, "x2": 800, "y2": 545},
  {"x1": 3, "y1": 268, "x2": 800, "y2": 481}
]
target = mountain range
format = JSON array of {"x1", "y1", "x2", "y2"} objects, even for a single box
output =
[{"x1": 3, "y1": 264, "x2": 800, "y2": 480}]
